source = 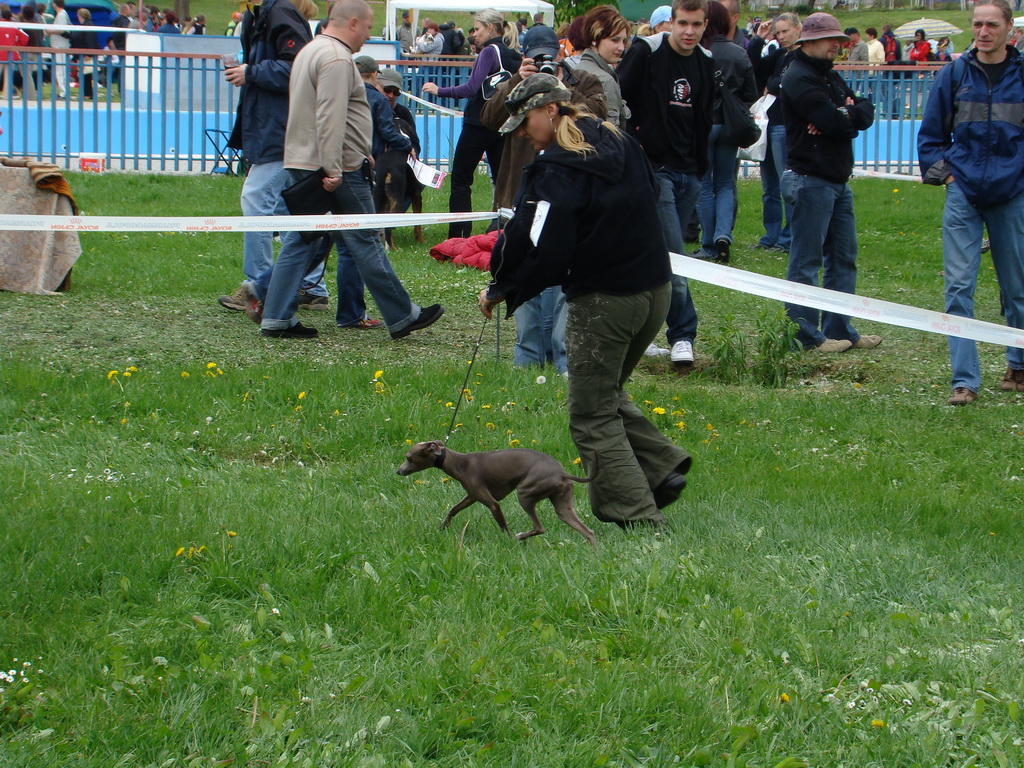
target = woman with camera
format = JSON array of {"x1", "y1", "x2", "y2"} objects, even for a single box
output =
[
  {"x1": 574, "y1": 5, "x2": 631, "y2": 130},
  {"x1": 422, "y1": 9, "x2": 521, "y2": 238},
  {"x1": 478, "y1": 74, "x2": 692, "y2": 529}
]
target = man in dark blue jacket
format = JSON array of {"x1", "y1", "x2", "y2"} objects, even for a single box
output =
[
  {"x1": 918, "y1": 0, "x2": 1024, "y2": 405},
  {"x1": 780, "y1": 12, "x2": 879, "y2": 354},
  {"x1": 218, "y1": 0, "x2": 324, "y2": 312}
]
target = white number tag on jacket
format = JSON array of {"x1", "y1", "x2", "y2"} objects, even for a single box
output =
[{"x1": 530, "y1": 200, "x2": 550, "y2": 247}]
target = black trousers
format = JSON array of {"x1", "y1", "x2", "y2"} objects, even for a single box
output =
[{"x1": 448, "y1": 122, "x2": 503, "y2": 239}]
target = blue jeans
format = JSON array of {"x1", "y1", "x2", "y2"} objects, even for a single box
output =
[
  {"x1": 334, "y1": 241, "x2": 368, "y2": 327},
  {"x1": 781, "y1": 171, "x2": 861, "y2": 349},
  {"x1": 942, "y1": 181, "x2": 1024, "y2": 392},
  {"x1": 239, "y1": 160, "x2": 326, "y2": 296},
  {"x1": 654, "y1": 167, "x2": 700, "y2": 345},
  {"x1": 513, "y1": 286, "x2": 567, "y2": 374},
  {"x1": 758, "y1": 124, "x2": 792, "y2": 249},
  {"x1": 258, "y1": 170, "x2": 420, "y2": 332},
  {"x1": 699, "y1": 124, "x2": 739, "y2": 248}
]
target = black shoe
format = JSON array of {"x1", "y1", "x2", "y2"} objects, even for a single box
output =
[
  {"x1": 260, "y1": 322, "x2": 319, "y2": 339},
  {"x1": 714, "y1": 238, "x2": 731, "y2": 264},
  {"x1": 297, "y1": 291, "x2": 329, "y2": 311},
  {"x1": 390, "y1": 304, "x2": 444, "y2": 339},
  {"x1": 652, "y1": 472, "x2": 687, "y2": 509}
]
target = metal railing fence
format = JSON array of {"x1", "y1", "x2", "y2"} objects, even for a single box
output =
[{"x1": 0, "y1": 49, "x2": 946, "y2": 177}]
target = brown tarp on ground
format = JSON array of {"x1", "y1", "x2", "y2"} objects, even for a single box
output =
[{"x1": 0, "y1": 158, "x2": 81, "y2": 294}]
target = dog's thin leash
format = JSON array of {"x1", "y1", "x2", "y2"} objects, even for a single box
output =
[{"x1": 445, "y1": 316, "x2": 490, "y2": 445}]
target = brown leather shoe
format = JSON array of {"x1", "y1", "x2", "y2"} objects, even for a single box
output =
[
  {"x1": 999, "y1": 367, "x2": 1024, "y2": 392},
  {"x1": 948, "y1": 387, "x2": 978, "y2": 406}
]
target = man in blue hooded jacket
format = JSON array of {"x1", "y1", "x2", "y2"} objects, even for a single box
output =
[
  {"x1": 218, "y1": 0, "x2": 326, "y2": 312},
  {"x1": 918, "y1": 0, "x2": 1024, "y2": 405}
]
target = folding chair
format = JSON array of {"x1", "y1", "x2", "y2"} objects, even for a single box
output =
[{"x1": 205, "y1": 128, "x2": 247, "y2": 175}]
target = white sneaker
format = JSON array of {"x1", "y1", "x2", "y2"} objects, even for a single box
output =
[
  {"x1": 645, "y1": 343, "x2": 670, "y2": 357},
  {"x1": 671, "y1": 340, "x2": 694, "y2": 363}
]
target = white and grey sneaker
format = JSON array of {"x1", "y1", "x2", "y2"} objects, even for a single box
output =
[
  {"x1": 670, "y1": 340, "x2": 694, "y2": 363},
  {"x1": 645, "y1": 343, "x2": 670, "y2": 357}
]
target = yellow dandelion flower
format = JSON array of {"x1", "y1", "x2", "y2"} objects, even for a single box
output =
[
  {"x1": 652, "y1": 407, "x2": 666, "y2": 415},
  {"x1": 871, "y1": 719, "x2": 886, "y2": 728},
  {"x1": 675, "y1": 421, "x2": 686, "y2": 430},
  {"x1": 107, "y1": 370, "x2": 118, "y2": 379},
  {"x1": 779, "y1": 693, "x2": 790, "y2": 703},
  {"x1": 374, "y1": 369, "x2": 384, "y2": 379},
  {"x1": 706, "y1": 423, "x2": 714, "y2": 431},
  {"x1": 175, "y1": 547, "x2": 185, "y2": 557},
  {"x1": 509, "y1": 439, "x2": 520, "y2": 447},
  {"x1": 127, "y1": 366, "x2": 138, "y2": 372},
  {"x1": 481, "y1": 404, "x2": 492, "y2": 410},
  {"x1": 207, "y1": 362, "x2": 217, "y2": 369},
  {"x1": 486, "y1": 422, "x2": 496, "y2": 430},
  {"x1": 405, "y1": 438, "x2": 412, "y2": 445},
  {"x1": 294, "y1": 405, "x2": 302, "y2": 412},
  {"x1": 573, "y1": 457, "x2": 582, "y2": 465},
  {"x1": 181, "y1": 371, "x2": 190, "y2": 379},
  {"x1": 120, "y1": 418, "x2": 128, "y2": 424},
  {"x1": 298, "y1": 391, "x2": 306, "y2": 399},
  {"x1": 445, "y1": 401, "x2": 454, "y2": 408},
  {"x1": 122, "y1": 371, "x2": 132, "y2": 377},
  {"x1": 227, "y1": 531, "x2": 237, "y2": 537},
  {"x1": 216, "y1": 368, "x2": 224, "y2": 375}
]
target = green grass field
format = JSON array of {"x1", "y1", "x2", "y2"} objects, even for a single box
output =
[{"x1": 1, "y1": 172, "x2": 1023, "y2": 767}]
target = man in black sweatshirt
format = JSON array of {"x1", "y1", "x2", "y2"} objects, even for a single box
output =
[
  {"x1": 618, "y1": 0, "x2": 714, "y2": 366},
  {"x1": 780, "y1": 12, "x2": 880, "y2": 353}
]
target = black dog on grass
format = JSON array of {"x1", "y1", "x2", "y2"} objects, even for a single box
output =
[{"x1": 373, "y1": 118, "x2": 425, "y2": 250}]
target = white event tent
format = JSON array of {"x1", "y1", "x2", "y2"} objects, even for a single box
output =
[{"x1": 383, "y1": 0, "x2": 556, "y2": 44}]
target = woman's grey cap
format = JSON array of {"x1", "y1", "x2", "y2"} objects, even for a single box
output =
[
  {"x1": 500, "y1": 73, "x2": 571, "y2": 134},
  {"x1": 795, "y1": 13, "x2": 848, "y2": 43}
]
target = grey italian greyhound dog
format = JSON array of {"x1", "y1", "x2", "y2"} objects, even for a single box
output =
[{"x1": 397, "y1": 441, "x2": 598, "y2": 547}]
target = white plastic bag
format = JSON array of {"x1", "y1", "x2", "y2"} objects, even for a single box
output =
[{"x1": 738, "y1": 93, "x2": 776, "y2": 162}]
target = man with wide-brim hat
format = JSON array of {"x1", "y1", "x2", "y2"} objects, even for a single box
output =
[{"x1": 779, "y1": 12, "x2": 881, "y2": 353}]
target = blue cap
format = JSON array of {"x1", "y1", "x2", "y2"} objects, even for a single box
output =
[{"x1": 649, "y1": 5, "x2": 672, "y2": 28}]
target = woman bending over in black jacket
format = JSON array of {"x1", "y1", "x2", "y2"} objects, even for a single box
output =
[{"x1": 478, "y1": 74, "x2": 692, "y2": 530}]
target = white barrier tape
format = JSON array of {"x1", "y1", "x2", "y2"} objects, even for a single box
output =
[
  {"x1": 852, "y1": 169, "x2": 921, "y2": 182},
  {"x1": 404, "y1": 91, "x2": 463, "y2": 117},
  {"x1": 671, "y1": 253, "x2": 1024, "y2": 349},
  {"x1": 4, "y1": 204, "x2": 1016, "y2": 347},
  {"x1": 0, "y1": 211, "x2": 492, "y2": 233}
]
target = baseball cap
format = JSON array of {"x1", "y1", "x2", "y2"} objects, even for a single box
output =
[
  {"x1": 649, "y1": 5, "x2": 672, "y2": 28},
  {"x1": 378, "y1": 68, "x2": 403, "y2": 90},
  {"x1": 522, "y1": 23, "x2": 559, "y2": 59},
  {"x1": 500, "y1": 73, "x2": 571, "y2": 134},
  {"x1": 354, "y1": 55, "x2": 379, "y2": 74},
  {"x1": 795, "y1": 13, "x2": 848, "y2": 43}
]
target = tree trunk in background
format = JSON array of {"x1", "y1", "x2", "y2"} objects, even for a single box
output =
[{"x1": 174, "y1": 0, "x2": 190, "y2": 23}]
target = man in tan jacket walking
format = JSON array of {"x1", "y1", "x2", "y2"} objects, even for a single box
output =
[{"x1": 247, "y1": 0, "x2": 444, "y2": 339}]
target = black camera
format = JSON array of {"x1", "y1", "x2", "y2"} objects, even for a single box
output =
[{"x1": 532, "y1": 53, "x2": 559, "y2": 76}]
